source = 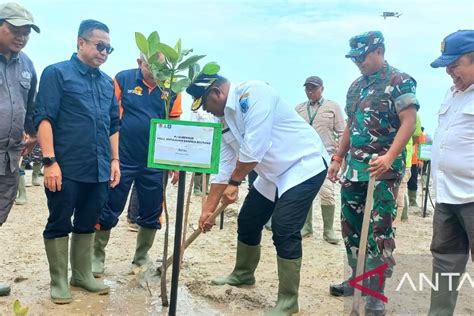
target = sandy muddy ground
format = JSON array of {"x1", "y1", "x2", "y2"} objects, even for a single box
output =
[{"x1": 1, "y1": 175, "x2": 473, "y2": 315}]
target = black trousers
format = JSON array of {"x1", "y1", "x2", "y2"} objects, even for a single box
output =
[
  {"x1": 237, "y1": 169, "x2": 327, "y2": 259},
  {"x1": 44, "y1": 178, "x2": 109, "y2": 239},
  {"x1": 407, "y1": 164, "x2": 418, "y2": 191}
]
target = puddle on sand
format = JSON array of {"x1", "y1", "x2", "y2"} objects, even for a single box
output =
[{"x1": 68, "y1": 278, "x2": 233, "y2": 315}]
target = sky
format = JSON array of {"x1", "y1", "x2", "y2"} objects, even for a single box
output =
[{"x1": 17, "y1": 0, "x2": 474, "y2": 136}]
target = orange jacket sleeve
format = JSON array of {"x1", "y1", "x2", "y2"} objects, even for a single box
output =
[{"x1": 169, "y1": 94, "x2": 182, "y2": 118}]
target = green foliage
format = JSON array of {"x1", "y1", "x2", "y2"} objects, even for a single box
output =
[
  {"x1": 13, "y1": 299, "x2": 28, "y2": 316},
  {"x1": 202, "y1": 62, "x2": 221, "y2": 75},
  {"x1": 134, "y1": 31, "x2": 219, "y2": 118}
]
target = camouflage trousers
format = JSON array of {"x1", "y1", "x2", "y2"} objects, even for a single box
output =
[
  {"x1": 22, "y1": 144, "x2": 42, "y2": 165},
  {"x1": 341, "y1": 178, "x2": 400, "y2": 275}
]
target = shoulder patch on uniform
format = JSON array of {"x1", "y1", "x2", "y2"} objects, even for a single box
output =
[{"x1": 239, "y1": 92, "x2": 250, "y2": 113}]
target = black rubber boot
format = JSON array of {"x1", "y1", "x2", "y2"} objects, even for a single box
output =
[
  {"x1": 330, "y1": 268, "x2": 368, "y2": 297},
  {"x1": 365, "y1": 275, "x2": 386, "y2": 316}
]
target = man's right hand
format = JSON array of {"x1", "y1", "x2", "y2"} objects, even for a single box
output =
[
  {"x1": 327, "y1": 161, "x2": 341, "y2": 183},
  {"x1": 44, "y1": 163, "x2": 62, "y2": 192},
  {"x1": 199, "y1": 207, "x2": 215, "y2": 233}
]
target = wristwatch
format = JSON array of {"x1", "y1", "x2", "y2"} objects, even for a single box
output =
[
  {"x1": 42, "y1": 156, "x2": 57, "y2": 167},
  {"x1": 228, "y1": 179, "x2": 242, "y2": 187}
]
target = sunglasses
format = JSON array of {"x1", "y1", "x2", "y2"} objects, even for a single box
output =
[
  {"x1": 350, "y1": 54, "x2": 367, "y2": 64},
  {"x1": 350, "y1": 46, "x2": 381, "y2": 63},
  {"x1": 82, "y1": 38, "x2": 114, "y2": 54}
]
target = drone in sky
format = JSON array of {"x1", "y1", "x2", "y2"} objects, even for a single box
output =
[{"x1": 381, "y1": 12, "x2": 403, "y2": 19}]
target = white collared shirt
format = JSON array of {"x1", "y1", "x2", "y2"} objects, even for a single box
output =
[
  {"x1": 212, "y1": 81, "x2": 329, "y2": 201},
  {"x1": 431, "y1": 84, "x2": 474, "y2": 204}
]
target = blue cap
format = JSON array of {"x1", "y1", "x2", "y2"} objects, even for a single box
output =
[
  {"x1": 431, "y1": 30, "x2": 474, "y2": 68},
  {"x1": 186, "y1": 73, "x2": 223, "y2": 110}
]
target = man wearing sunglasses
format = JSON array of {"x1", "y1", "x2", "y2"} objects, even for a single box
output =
[
  {"x1": 328, "y1": 31, "x2": 418, "y2": 315},
  {"x1": 34, "y1": 19, "x2": 119, "y2": 304},
  {"x1": 187, "y1": 73, "x2": 329, "y2": 315},
  {"x1": 0, "y1": 2, "x2": 40, "y2": 297},
  {"x1": 91, "y1": 54, "x2": 181, "y2": 277}
]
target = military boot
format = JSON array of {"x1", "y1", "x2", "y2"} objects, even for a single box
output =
[
  {"x1": 330, "y1": 267, "x2": 368, "y2": 297},
  {"x1": 265, "y1": 256, "x2": 301, "y2": 316},
  {"x1": 15, "y1": 175, "x2": 27, "y2": 205},
  {"x1": 365, "y1": 275, "x2": 386, "y2": 316},
  {"x1": 408, "y1": 190, "x2": 418, "y2": 207},
  {"x1": 44, "y1": 236, "x2": 72, "y2": 304},
  {"x1": 321, "y1": 205, "x2": 340, "y2": 244},
  {"x1": 212, "y1": 241, "x2": 260, "y2": 286},
  {"x1": 0, "y1": 283, "x2": 10, "y2": 297},
  {"x1": 70, "y1": 233, "x2": 109, "y2": 294},
  {"x1": 300, "y1": 208, "x2": 313, "y2": 238},
  {"x1": 32, "y1": 163, "x2": 42, "y2": 186},
  {"x1": 428, "y1": 270, "x2": 460, "y2": 316},
  {"x1": 92, "y1": 230, "x2": 111, "y2": 277},
  {"x1": 132, "y1": 227, "x2": 157, "y2": 266}
]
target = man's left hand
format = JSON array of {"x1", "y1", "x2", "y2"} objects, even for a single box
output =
[
  {"x1": 368, "y1": 154, "x2": 394, "y2": 177},
  {"x1": 222, "y1": 185, "x2": 239, "y2": 205},
  {"x1": 169, "y1": 170, "x2": 179, "y2": 185},
  {"x1": 109, "y1": 160, "x2": 121, "y2": 188},
  {"x1": 21, "y1": 136, "x2": 37, "y2": 156}
]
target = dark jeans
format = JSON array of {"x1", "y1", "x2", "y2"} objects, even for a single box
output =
[
  {"x1": 99, "y1": 162, "x2": 163, "y2": 230},
  {"x1": 237, "y1": 169, "x2": 327, "y2": 259},
  {"x1": 43, "y1": 178, "x2": 109, "y2": 239}
]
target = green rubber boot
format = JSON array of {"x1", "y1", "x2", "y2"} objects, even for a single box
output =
[
  {"x1": 32, "y1": 163, "x2": 42, "y2": 186},
  {"x1": 70, "y1": 233, "x2": 109, "y2": 294},
  {"x1": 0, "y1": 283, "x2": 10, "y2": 297},
  {"x1": 193, "y1": 173, "x2": 203, "y2": 196},
  {"x1": 401, "y1": 194, "x2": 409, "y2": 221},
  {"x1": 44, "y1": 236, "x2": 72, "y2": 304},
  {"x1": 265, "y1": 256, "x2": 301, "y2": 316},
  {"x1": 428, "y1": 270, "x2": 460, "y2": 316},
  {"x1": 212, "y1": 241, "x2": 260, "y2": 286},
  {"x1": 92, "y1": 230, "x2": 111, "y2": 278},
  {"x1": 300, "y1": 208, "x2": 313, "y2": 238},
  {"x1": 408, "y1": 190, "x2": 418, "y2": 207},
  {"x1": 132, "y1": 227, "x2": 157, "y2": 266},
  {"x1": 322, "y1": 205, "x2": 340, "y2": 244},
  {"x1": 15, "y1": 175, "x2": 27, "y2": 205}
]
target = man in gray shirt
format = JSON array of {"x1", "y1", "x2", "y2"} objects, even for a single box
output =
[{"x1": 0, "y1": 2, "x2": 40, "y2": 296}]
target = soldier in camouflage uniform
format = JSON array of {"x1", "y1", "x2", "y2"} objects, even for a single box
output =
[{"x1": 327, "y1": 31, "x2": 419, "y2": 315}]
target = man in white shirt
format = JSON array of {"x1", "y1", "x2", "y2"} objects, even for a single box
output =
[
  {"x1": 186, "y1": 73, "x2": 329, "y2": 316},
  {"x1": 429, "y1": 29, "x2": 474, "y2": 316}
]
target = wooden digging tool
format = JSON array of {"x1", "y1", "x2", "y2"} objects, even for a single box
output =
[
  {"x1": 350, "y1": 154, "x2": 378, "y2": 316},
  {"x1": 179, "y1": 172, "x2": 195, "y2": 268},
  {"x1": 159, "y1": 203, "x2": 228, "y2": 273}
]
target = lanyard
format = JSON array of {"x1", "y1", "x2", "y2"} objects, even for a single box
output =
[{"x1": 306, "y1": 98, "x2": 324, "y2": 125}]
